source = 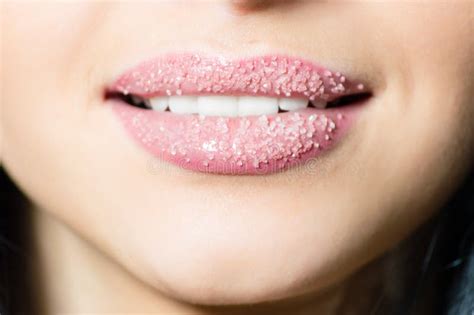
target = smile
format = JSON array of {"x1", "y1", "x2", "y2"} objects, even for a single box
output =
[{"x1": 106, "y1": 53, "x2": 371, "y2": 175}]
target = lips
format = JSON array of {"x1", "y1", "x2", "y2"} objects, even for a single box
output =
[{"x1": 107, "y1": 53, "x2": 370, "y2": 175}]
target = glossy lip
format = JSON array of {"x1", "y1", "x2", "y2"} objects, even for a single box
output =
[{"x1": 108, "y1": 53, "x2": 368, "y2": 175}]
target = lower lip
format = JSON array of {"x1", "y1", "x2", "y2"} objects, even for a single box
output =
[{"x1": 112, "y1": 102, "x2": 361, "y2": 175}]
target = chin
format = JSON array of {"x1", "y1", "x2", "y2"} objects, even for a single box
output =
[
  {"x1": 126, "y1": 215, "x2": 337, "y2": 306},
  {"x1": 150, "y1": 255, "x2": 315, "y2": 306}
]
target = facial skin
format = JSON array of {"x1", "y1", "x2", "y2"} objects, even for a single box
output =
[{"x1": 1, "y1": 1, "x2": 474, "y2": 313}]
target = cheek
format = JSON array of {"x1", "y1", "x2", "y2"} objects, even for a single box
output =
[
  {"x1": 1, "y1": 4, "x2": 112, "y2": 195},
  {"x1": 364, "y1": 4, "x2": 474, "y2": 202},
  {"x1": 3, "y1": 4, "x2": 103, "y2": 82}
]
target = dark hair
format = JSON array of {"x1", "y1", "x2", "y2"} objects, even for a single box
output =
[
  {"x1": 437, "y1": 171, "x2": 474, "y2": 315},
  {"x1": 0, "y1": 167, "x2": 38, "y2": 314},
  {"x1": 1, "y1": 166, "x2": 473, "y2": 315}
]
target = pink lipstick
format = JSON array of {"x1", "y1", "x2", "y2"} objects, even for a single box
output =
[
  {"x1": 112, "y1": 53, "x2": 364, "y2": 100},
  {"x1": 108, "y1": 53, "x2": 369, "y2": 175}
]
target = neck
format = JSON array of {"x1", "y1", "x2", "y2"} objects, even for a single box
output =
[{"x1": 32, "y1": 209, "x2": 436, "y2": 315}]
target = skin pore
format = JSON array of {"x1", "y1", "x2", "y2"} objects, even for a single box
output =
[{"x1": 1, "y1": 1, "x2": 474, "y2": 314}]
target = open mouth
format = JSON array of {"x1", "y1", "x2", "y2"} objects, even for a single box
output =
[
  {"x1": 107, "y1": 90, "x2": 371, "y2": 114},
  {"x1": 106, "y1": 54, "x2": 371, "y2": 175}
]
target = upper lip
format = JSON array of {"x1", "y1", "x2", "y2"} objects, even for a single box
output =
[{"x1": 107, "y1": 53, "x2": 368, "y2": 103}]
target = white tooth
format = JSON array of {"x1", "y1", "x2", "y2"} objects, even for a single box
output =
[
  {"x1": 238, "y1": 96, "x2": 279, "y2": 116},
  {"x1": 311, "y1": 100, "x2": 327, "y2": 109},
  {"x1": 169, "y1": 96, "x2": 198, "y2": 114},
  {"x1": 149, "y1": 97, "x2": 169, "y2": 111},
  {"x1": 278, "y1": 98, "x2": 308, "y2": 111},
  {"x1": 197, "y1": 96, "x2": 238, "y2": 117}
]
